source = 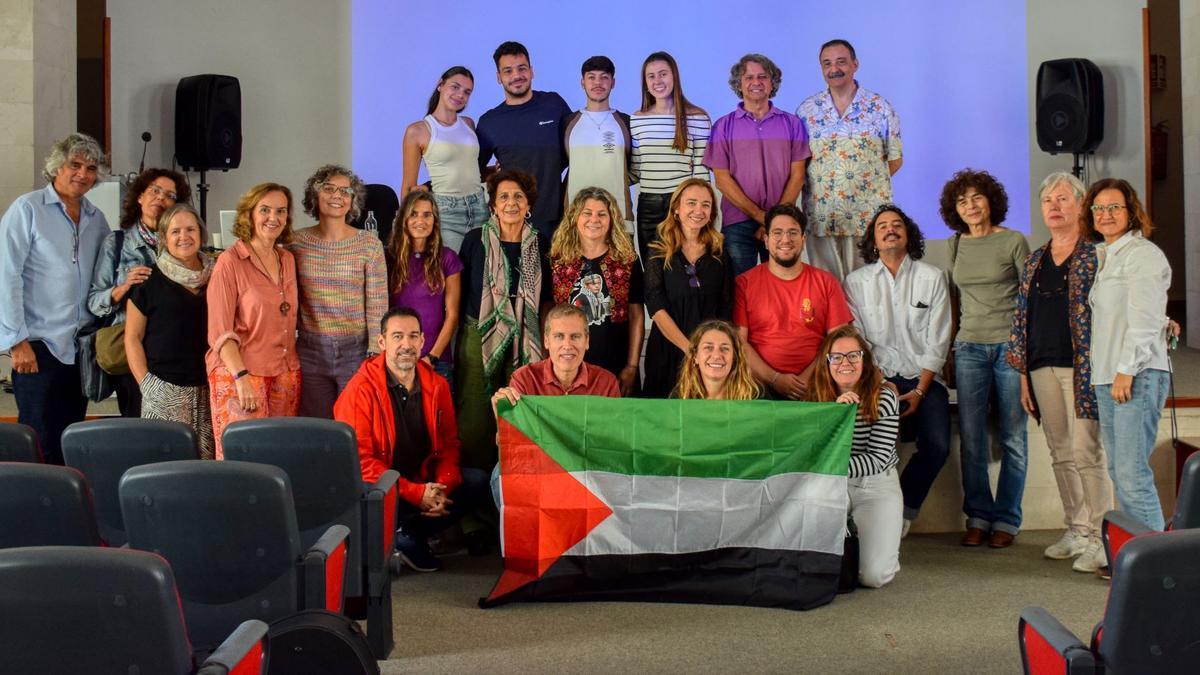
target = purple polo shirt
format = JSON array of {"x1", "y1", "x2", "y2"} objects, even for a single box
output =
[{"x1": 702, "y1": 102, "x2": 811, "y2": 227}]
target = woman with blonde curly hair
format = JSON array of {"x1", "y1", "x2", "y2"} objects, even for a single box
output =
[
  {"x1": 673, "y1": 320, "x2": 760, "y2": 400},
  {"x1": 642, "y1": 178, "x2": 734, "y2": 397},
  {"x1": 388, "y1": 190, "x2": 463, "y2": 385},
  {"x1": 549, "y1": 186, "x2": 644, "y2": 394},
  {"x1": 806, "y1": 324, "x2": 902, "y2": 588},
  {"x1": 206, "y1": 182, "x2": 300, "y2": 459}
]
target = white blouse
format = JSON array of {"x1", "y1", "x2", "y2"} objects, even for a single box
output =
[{"x1": 1088, "y1": 231, "x2": 1171, "y2": 385}]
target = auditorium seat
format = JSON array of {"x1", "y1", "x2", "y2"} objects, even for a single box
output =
[
  {"x1": 0, "y1": 421, "x2": 41, "y2": 462},
  {"x1": 1102, "y1": 452, "x2": 1200, "y2": 565},
  {"x1": 222, "y1": 417, "x2": 399, "y2": 659},
  {"x1": 0, "y1": 546, "x2": 267, "y2": 674},
  {"x1": 119, "y1": 460, "x2": 350, "y2": 653},
  {"x1": 1019, "y1": 528, "x2": 1200, "y2": 674},
  {"x1": 0, "y1": 463, "x2": 101, "y2": 548},
  {"x1": 62, "y1": 418, "x2": 199, "y2": 546}
]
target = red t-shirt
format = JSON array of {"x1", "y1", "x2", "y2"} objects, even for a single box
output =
[{"x1": 734, "y1": 263, "x2": 854, "y2": 374}]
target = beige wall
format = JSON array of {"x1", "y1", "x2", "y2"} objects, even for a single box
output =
[
  {"x1": 105, "y1": 0, "x2": 351, "y2": 223},
  {"x1": 0, "y1": 0, "x2": 76, "y2": 208},
  {"x1": 1183, "y1": 0, "x2": 1200, "y2": 348}
]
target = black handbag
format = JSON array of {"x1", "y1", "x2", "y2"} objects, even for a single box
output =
[{"x1": 266, "y1": 610, "x2": 379, "y2": 675}]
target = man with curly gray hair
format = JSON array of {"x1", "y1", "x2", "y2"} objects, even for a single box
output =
[
  {"x1": 0, "y1": 132, "x2": 111, "y2": 464},
  {"x1": 703, "y1": 54, "x2": 810, "y2": 277}
]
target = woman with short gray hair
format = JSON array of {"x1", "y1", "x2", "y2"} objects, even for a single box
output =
[
  {"x1": 291, "y1": 164, "x2": 387, "y2": 418},
  {"x1": 1007, "y1": 171, "x2": 1111, "y2": 573}
]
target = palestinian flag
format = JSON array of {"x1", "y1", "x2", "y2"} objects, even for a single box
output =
[{"x1": 481, "y1": 396, "x2": 855, "y2": 610}]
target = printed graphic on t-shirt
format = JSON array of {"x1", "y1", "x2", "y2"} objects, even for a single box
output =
[{"x1": 571, "y1": 266, "x2": 611, "y2": 326}]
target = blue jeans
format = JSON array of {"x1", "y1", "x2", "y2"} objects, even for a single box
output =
[
  {"x1": 1096, "y1": 369, "x2": 1169, "y2": 531},
  {"x1": 955, "y1": 341, "x2": 1028, "y2": 535},
  {"x1": 890, "y1": 376, "x2": 951, "y2": 520},
  {"x1": 434, "y1": 191, "x2": 488, "y2": 256},
  {"x1": 297, "y1": 332, "x2": 368, "y2": 419},
  {"x1": 11, "y1": 340, "x2": 88, "y2": 465},
  {"x1": 722, "y1": 219, "x2": 766, "y2": 277}
]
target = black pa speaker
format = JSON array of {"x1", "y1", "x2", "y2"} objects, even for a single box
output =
[
  {"x1": 175, "y1": 74, "x2": 242, "y2": 171},
  {"x1": 1036, "y1": 59, "x2": 1104, "y2": 154}
]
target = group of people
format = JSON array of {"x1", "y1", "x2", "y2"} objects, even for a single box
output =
[{"x1": 0, "y1": 36, "x2": 1175, "y2": 589}]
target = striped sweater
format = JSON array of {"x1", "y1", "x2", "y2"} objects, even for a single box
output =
[
  {"x1": 291, "y1": 228, "x2": 388, "y2": 340},
  {"x1": 849, "y1": 386, "x2": 900, "y2": 478},
  {"x1": 629, "y1": 113, "x2": 711, "y2": 193}
]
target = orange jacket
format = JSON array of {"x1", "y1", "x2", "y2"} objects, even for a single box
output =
[{"x1": 334, "y1": 355, "x2": 461, "y2": 505}]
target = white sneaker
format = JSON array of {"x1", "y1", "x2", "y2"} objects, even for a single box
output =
[
  {"x1": 1043, "y1": 530, "x2": 1088, "y2": 559},
  {"x1": 900, "y1": 518, "x2": 912, "y2": 539},
  {"x1": 1073, "y1": 537, "x2": 1107, "y2": 573}
]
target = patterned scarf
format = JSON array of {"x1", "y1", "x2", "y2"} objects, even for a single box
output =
[
  {"x1": 157, "y1": 249, "x2": 213, "y2": 290},
  {"x1": 138, "y1": 222, "x2": 159, "y2": 249},
  {"x1": 477, "y1": 219, "x2": 544, "y2": 379}
]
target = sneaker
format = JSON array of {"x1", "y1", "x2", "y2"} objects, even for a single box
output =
[
  {"x1": 900, "y1": 519, "x2": 912, "y2": 539},
  {"x1": 394, "y1": 529, "x2": 442, "y2": 572},
  {"x1": 1072, "y1": 537, "x2": 1107, "y2": 573},
  {"x1": 1043, "y1": 530, "x2": 1088, "y2": 560}
]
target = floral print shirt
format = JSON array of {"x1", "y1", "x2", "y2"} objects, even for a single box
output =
[
  {"x1": 1007, "y1": 239, "x2": 1099, "y2": 420},
  {"x1": 797, "y1": 84, "x2": 902, "y2": 237}
]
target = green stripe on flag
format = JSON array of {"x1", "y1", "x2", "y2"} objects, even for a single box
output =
[{"x1": 498, "y1": 397, "x2": 855, "y2": 480}]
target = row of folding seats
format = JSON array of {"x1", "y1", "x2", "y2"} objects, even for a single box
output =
[{"x1": 0, "y1": 417, "x2": 401, "y2": 669}]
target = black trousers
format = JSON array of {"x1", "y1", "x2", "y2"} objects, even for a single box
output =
[{"x1": 11, "y1": 340, "x2": 88, "y2": 465}]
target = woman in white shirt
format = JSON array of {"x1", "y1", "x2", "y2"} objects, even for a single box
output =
[
  {"x1": 402, "y1": 66, "x2": 487, "y2": 254},
  {"x1": 1084, "y1": 178, "x2": 1172, "y2": 531}
]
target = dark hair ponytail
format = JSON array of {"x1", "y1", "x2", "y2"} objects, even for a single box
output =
[{"x1": 426, "y1": 65, "x2": 474, "y2": 116}]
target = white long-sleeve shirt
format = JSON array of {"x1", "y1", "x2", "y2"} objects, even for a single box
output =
[
  {"x1": 843, "y1": 256, "x2": 953, "y2": 381},
  {"x1": 1089, "y1": 231, "x2": 1171, "y2": 385}
]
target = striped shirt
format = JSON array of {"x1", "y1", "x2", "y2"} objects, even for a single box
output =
[
  {"x1": 630, "y1": 113, "x2": 711, "y2": 194},
  {"x1": 291, "y1": 228, "x2": 388, "y2": 340},
  {"x1": 849, "y1": 386, "x2": 900, "y2": 478}
]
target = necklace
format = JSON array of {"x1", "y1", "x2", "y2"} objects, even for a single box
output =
[
  {"x1": 583, "y1": 110, "x2": 611, "y2": 132},
  {"x1": 249, "y1": 243, "x2": 290, "y2": 315}
]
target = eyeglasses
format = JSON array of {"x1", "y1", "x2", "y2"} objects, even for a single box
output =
[
  {"x1": 684, "y1": 263, "x2": 701, "y2": 289},
  {"x1": 1035, "y1": 278, "x2": 1067, "y2": 298},
  {"x1": 319, "y1": 183, "x2": 355, "y2": 198},
  {"x1": 827, "y1": 350, "x2": 864, "y2": 365},
  {"x1": 1089, "y1": 204, "x2": 1127, "y2": 215},
  {"x1": 146, "y1": 184, "x2": 178, "y2": 202}
]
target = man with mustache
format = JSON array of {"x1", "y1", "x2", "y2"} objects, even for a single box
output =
[
  {"x1": 734, "y1": 204, "x2": 852, "y2": 400},
  {"x1": 703, "y1": 53, "x2": 810, "y2": 277},
  {"x1": 797, "y1": 39, "x2": 904, "y2": 282},
  {"x1": 843, "y1": 205, "x2": 952, "y2": 539},
  {"x1": 0, "y1": 133, "x2": 110, "y2": 465},
  {"x1": 334, "y1": 306, "x2": 488, "y2": 572},
  {"x1": 563, "y1": 56, "x2": 634, "y2": 232},
  {"x1": 477, "y1": 41, "x2": 572, "y2": 241}
]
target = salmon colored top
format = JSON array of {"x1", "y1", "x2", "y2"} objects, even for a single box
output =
[{"x1": 205, "y1": 239, "x2": 300, "y2": 376}]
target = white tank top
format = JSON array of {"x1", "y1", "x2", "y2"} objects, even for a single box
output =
[{"x1": 422, "y1": 115, "x2": 482, "y2": 196}]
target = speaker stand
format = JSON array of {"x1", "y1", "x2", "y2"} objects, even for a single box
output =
[
  {"x1": 1071, "y1": 153, "x2": 1084, "y2": 179},
  {"x1": 197, "y1": 169, "x2": 210, "y2": 224}
]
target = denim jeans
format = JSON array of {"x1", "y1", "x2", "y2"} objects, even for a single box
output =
[
  {"x1": 955, "y1": 340, "x2": 1028, "y2": 534},
  {"x1": 889, "y1": 376, "x2": 951, "y2": 521},
  {"x1": 11, "y1": 340, "x2": 88, "y2": 465},
  {"x1": 434, "y1": 190, "x2": 488, "y2": 256},
  {"x1": 636, "y1": 191, "x2": 671, "y2": 265},
  {"x1": 297, "y1": 332, "x2": 368, "y2": 419},
  {"x1": 398, "y1": 467, "x2": 491, "y2": 541},
  {"x1": 722, "y1": 219, "x2": 766, "y2": 277},
  {"x1": 1096, "y1": 368, "x2": 1169, "y2": 531}
]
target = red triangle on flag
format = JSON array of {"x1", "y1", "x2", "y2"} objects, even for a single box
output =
[{"x1": 486, "y1": 418, "x2": 612, "y2": 602}]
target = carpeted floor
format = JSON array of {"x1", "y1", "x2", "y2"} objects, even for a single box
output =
[{"x1": 380, "y1": 530, "x2": 1108, "y2": 674}]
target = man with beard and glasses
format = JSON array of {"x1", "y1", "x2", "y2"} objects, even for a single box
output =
[
  {"x1": 734, "y1": 203, "x2": 852, "y2": 400},
  {"x1": 797, "y1": 39, "x2": 903, "y2": 282},
  {"x1": 334, "y1": 306, "x2": 488, "y2": 572},
  {"x1": 843, "y1": 205, "x2": 952, "y2": 538},
  {"x1": 476, "y1": 41, "x2": 572, "y2": 240},
  {"x1": 563, "y1": 56, "x2": 634, "y2": 234}
]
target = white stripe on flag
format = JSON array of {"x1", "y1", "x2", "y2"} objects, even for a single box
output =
[{"x1": 562, "y1": 471, "x2": 849, "y2": 557}]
